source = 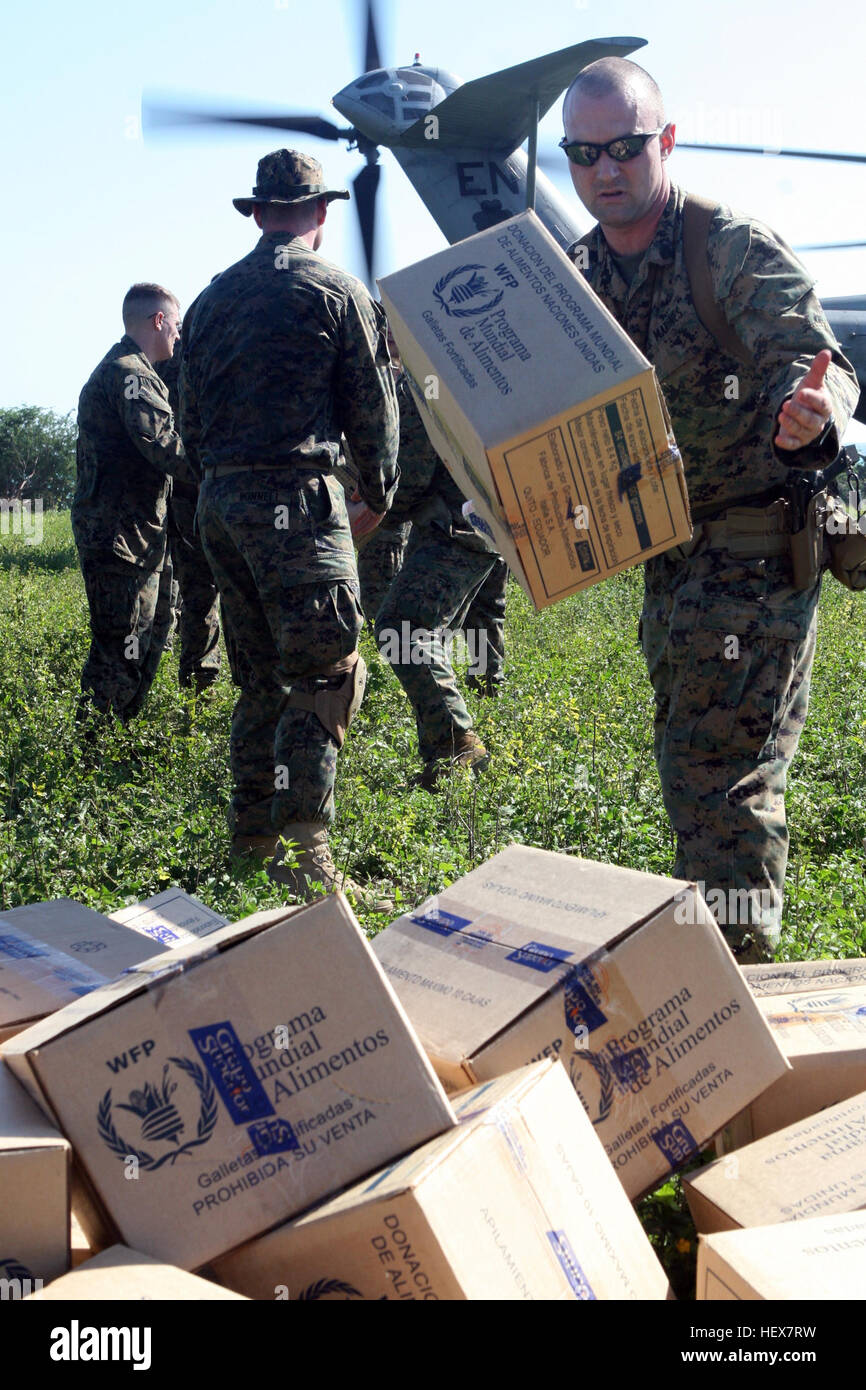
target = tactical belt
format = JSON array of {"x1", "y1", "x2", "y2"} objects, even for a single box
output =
[
  {"x1": 698, "y1": 498, "x2": 792, "y2": 558},
  {"x1": 201, "y1": 462, "x2": 332, "y2": 479}
]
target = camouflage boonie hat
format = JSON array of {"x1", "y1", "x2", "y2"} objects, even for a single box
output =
[{"x1": 233, "y1": 149, "x2": 350, "y2": 216}]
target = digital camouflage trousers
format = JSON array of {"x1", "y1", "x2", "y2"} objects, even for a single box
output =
[
  {"x1": 77, "y1": 553, "x2": 174, "y2": 721},
  {"x1": 641, "y1": 537, "x2": 819, "y2": 961},
  {"x1": 361, "y1": 520, "x2": 507, "y2": 684},
  {"x1": 374, "y1": 528, "x2": 500, "y2": 763},
  {"x1": 197, "y1": 469, "x2": 362, "y2": 836},
  {"x1": 168, "y1": 492, "x2": 221, "y2": 691}
]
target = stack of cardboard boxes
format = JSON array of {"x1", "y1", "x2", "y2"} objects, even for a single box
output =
[{"x1": 5, "y1": 850, "x2": 860, "y2": 1303}]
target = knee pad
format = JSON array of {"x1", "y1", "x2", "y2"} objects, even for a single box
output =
[{"x1": 286, "y1": 651, "x2": 367, "y2": 748}]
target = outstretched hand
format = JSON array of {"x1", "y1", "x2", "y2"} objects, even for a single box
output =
[{"x1": 775, "y1": 349, "x2": 834, "y2": 451}]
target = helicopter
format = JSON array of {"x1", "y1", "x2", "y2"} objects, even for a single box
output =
[{"x1": 147, "y1": 1, "x2": 866, "y2": 421}]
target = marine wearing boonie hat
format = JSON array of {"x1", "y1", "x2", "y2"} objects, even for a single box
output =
[{"x1": 233, "y1": 149, "x2": 350, "y2": 215}]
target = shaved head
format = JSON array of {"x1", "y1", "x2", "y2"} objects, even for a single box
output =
[
  {"x1": 563, "y1": 58, "x2": 665, "y2": 130},
  {"x1": 561, "y1": 57, "x2": 674, "y2": 251}
]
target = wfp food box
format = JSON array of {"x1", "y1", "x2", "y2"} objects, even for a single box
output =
[
  {"x1": 0, "y1": 899, "x2": 166, "y2": 1043},
  {"x1": 29, "y1": 1245, "x2": 247, "y2": 1300},
  {"x1": 378, "y1": 209, "x2": 690, "y2": 609},
  {"x1": 109, "y1": 887, "x2": 229, "y2": 948},
  {"x1": 717, "y1": 983, "x2": 866, "y2": 1151},
  {"x1": 0, "y1": 1058, "x2": 70, "y2": 1291},
  {"x1": 0, "y1": 894, "x2": 455, "y2": 1270},
  {"x1": 685, "y1": 1089, "x2": 866, "y2": 1233},
  {"x1": 697, "y1": 1211, "x2": 866, "y2": 1300},
  {"x1": 742, "y1": 957, "x2": 866, "y2": 997},
  {"x1": 370, "y1": 846, "x2": 788, "y2": 1200},
  {"x1": 213, "y1": 1061, "x2": 669, "y2": 1301}
]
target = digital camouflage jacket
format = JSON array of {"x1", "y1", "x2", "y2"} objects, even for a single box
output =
[
  {"x1": 573, "y1": 184, "x2": 860, "y2": 517},
  {"x1": 72, "y1": 335, "x2": 184, "y2": 570},
  {"x1": 179, "y1": 232, "x2": 399, "y2": 513},
  {"x1": 387, "y1": 374, "x2": 490, "y2": 552}
]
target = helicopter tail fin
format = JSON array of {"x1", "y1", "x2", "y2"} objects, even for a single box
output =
[{"x1": 397, "y1": 36, "x2": 647, "y2": 153}]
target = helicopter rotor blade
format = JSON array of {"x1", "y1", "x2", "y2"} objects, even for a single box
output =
[
  {"x1": 353, "y1": 161, "x2": 381, "y2": 285},
  {"x1": 144, "y1": 103, "x2": 352, "y2": 142},
  {"x1": 677, "y1": 141, "x2": 866, "y2": 165},
  {"x1": 363, "y1": 0, "x2": 383, "y2": 72},
  {"x1": 795, "y1": 241, "x2": 866, "y2": 251},
  {"x1": 537, "y1": 142, "x2": 866, "y2": 171}
]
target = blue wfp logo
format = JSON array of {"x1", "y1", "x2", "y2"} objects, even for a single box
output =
[
  {"x1": 432, "y1": 263, "x2": 515, "y2": 318},
  {"x1": 97, "y1": 1058, "x2": 217, "y2": 1171}
]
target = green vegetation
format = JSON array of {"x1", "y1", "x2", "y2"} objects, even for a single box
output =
[
  {"x1": 2, "y1": 512, "x2": 864, "y2": 1291},
  {"x1": 0, "y1": 407, "x2": 78, "y2": 507}
]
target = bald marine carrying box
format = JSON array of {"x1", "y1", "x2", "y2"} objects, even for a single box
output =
[
  {"x1": 378, "y1": 209, "x2": 691, "y2": 610},
  {"x1": 371, "y1": 845, "x2": 789, "y2": 1200},
  {"x1": 0, "y1": 894, "x2": 456, "y2": 1271}
]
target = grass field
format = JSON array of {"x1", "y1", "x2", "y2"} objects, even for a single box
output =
[{"x1": 2, "y1": 510, "x2": 865, "y2": 1294}]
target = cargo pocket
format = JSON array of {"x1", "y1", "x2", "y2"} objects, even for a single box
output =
[
  {"x1": 305, "y1": 473, "x2": 354, "y2": 566},
  {"x1": 667, "y1": 610, "x2": 797, "y2": 766}
]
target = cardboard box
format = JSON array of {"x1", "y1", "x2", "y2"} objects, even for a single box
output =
[
  {"x1": 29, "y1": 1244, "x2": 247, "y2": 1300},
  {"x1": 0, "y1": 1058, "x2": 70, "y2": 1291},
  {"x1": 213, "y1": 1060, "x2": 670, "y2": 1301},
  {"x1": 697, "y1": 1211, "x2": 866, "y2": 1300},
  {"x1": 685, "y1": 1089, "x2": 866, "y2": 1233},
  {"x1": 370, "y1": 846, "x2": 788, "y2": 1200},
  {"x1": 743, "y1": 958, "x2": 866, "y2": 997},
  {"x1": 0, "y1": 895, "x2": 455, "y2": 1270},
  {"x1": 717, "y1": 984, "x2": 866, "y2": 1151},
  {"x1": 70, "y1": 1212, "x2": 92, "y2": 1269},
  {"x1": 0, "y1": 899, "x2": 166, "y2": 1042},
  {"x1": 109, "y1": 887, "x2": 229, "y2": 947},
  {"x1": 378, "y1": 210, "x2": 691, "y2": 609}
]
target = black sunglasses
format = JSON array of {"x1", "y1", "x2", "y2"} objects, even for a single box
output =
[{"x1": 559, "y1": 129, "x2": 664, "y2": 167}]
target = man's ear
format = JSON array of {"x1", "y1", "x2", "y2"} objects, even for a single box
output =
[
  {"x1": 252, "y1": 205, "x2": 265, "y2": 229},
  {"x1": 153, "y1": 310, "x2": 165, "y2": 331},
  {"x1": 660, "y1": 122, "x2": 676, "y2": 160},
  {"x1": 317, "y1": 197, "x2": 328, "y2": 227}
]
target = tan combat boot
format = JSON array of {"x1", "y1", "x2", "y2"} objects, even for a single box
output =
[
  {"x1": 417, "y1": 731, "x2": 490, "y2": 793},
  {"x1": 230, "y1": 834, "x2": 281, "y2": 863},
  {"x1": 268, "y1": 822, "x2": 393, "y2": 914}
]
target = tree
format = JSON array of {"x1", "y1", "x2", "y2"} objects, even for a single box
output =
[{"x1": 0, "y1": 406, "x2": 78, "y2": 508}]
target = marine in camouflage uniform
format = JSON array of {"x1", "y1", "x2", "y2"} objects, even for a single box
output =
[
  {"x1": 564, "y1": 61, "x2": 859, "y2": 959},
  {"x1": 357, "y1": 515, "x2": 508, "y2": 694},
  {"x1": 356, "y1": 514, "x2": 412, "y2": 622},
  {"x1": 463, "y1": 556, "x2": 508, "y2": 696},
  {"x1": 158, "y1": 347, "x2": 221, "y2": 691},
  {"x1": 374, "y1": 373, "x2": 497, "y2": 786},
  {"x1": 179, "y1": 151, "x2": 398, "y2": 894},
  {"x1": 72, "y1": 288, "x2": 184, "y2": 722}
]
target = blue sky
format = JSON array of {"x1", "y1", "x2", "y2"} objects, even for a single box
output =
[{"x1": 3, "y1": 0, "x2": 865, "y2": 425}]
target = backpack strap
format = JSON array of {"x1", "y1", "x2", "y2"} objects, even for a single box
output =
[{"x1": 682, "y1": 192, "x2": 754, "y2": 367}]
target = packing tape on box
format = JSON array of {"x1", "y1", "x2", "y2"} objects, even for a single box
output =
[
  {"x1": 392, "y1": 884, "x2": 733, "y2": 1172},
  {"x1": 0, "y1": 921, "x2": 112, "y2": 1002}
]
